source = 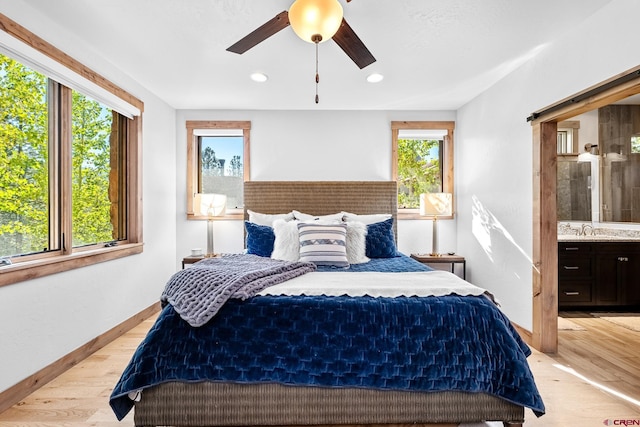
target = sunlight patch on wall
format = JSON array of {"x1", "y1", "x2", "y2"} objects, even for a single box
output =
[{"x1": 471, "y1": 195, "x2": 533, "y2": 271}]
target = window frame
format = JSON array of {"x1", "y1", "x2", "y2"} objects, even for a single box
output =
[
  {"x1": 186, "y1": 120, "x2": 251, "y2": 220},
  {"x1": 0, "y1": 14, "x2": 144, "y2": 287},
  {"x1": 391, "y1": 121, "x2": 455, "y2": 220}
]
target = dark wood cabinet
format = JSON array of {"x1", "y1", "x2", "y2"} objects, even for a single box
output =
[
  {"x1": 558, "y1": 241, "x2": 640, "y2": 309},
  {"x1": 558, "y1": 242, "x2": 593, "y2": 307}
]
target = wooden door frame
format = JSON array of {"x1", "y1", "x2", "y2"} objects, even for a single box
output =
[{"x1": 531, "y1": 65, "x2": 640, "y2": 353}]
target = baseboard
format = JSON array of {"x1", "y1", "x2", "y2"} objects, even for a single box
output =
[
  {"x1": 511, "y1": 321, "x2": 533, "y2": 346},
  {"x1": 0, "y1": 301, "x2": 161, "y2": 414}
]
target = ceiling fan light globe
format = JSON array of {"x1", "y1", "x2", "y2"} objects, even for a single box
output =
[{"x1": 289, "y1": 0, "x2": 343, "y2": 43}]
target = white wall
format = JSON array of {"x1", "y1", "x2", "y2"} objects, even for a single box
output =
[
  {"x1": 175, "y1": 110, "x2": 457, "y2": 267},
  {"x1": 456, "y1": 0, "x2": 640, "y2": 329},
  {"x1": 0, "y1": 5, "x2": 177, "y2": 393},
  {"x1": 572, "y1": 110, "x2": 599, "y2": 150}
]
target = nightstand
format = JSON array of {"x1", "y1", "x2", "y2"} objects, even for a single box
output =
[
  {"x1": 182, "y1": 255, "x2": 204, "y2": 269},
  {"x1": 411, "y1": 253, "x2": 466, "y2": 280}
]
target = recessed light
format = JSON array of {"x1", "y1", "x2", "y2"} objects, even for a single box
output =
[
  {"x1": 250, "y1": 72, "x2": 268, "y2": 83},
  {"x1": 366, "y1": 73, "x2": 384, "y2": 83}
]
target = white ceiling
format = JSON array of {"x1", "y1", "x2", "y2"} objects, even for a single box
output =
[{"x1": 19, "y1": 0, "x2": 613, "y2": 110}]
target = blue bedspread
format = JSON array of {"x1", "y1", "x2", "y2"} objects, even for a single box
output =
[
  {"x1": 110, "y1": 291, "x2": 545, "y2": 420},
  {"x1": 317, "y1": 253, "x2": 433, "y2": 272}
]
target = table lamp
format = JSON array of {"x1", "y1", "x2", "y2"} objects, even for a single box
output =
[
  {"x1": 420, "y1": 192, "x2": 453, "y2": 257},
  {"x1": 197, "y1": 193, "x2": 227, "y2": 257}
]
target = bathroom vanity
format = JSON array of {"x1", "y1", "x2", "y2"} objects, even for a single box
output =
[{"x1": 558, "y1": 239, "x2": 640, "y2": 309}]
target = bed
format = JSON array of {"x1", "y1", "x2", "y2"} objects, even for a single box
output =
[{"x1": 109, "y1": 181, "x2": 544, "y2": 427}]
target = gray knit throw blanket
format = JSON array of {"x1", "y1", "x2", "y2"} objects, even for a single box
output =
[{"x1": 161, "y1": 254, "x2": 317, "y2": 327}]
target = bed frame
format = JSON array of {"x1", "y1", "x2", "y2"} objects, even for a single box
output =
[{"x1": 133, "y1": 181, "x2": 526, "y2": 427}]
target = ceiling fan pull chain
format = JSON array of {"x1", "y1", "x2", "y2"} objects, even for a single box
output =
[
  {"x1": 313, "y1": 34, "x2": 321, "y2": 104},
  {"x1": 315, "y1": 42, "x2": 319, "y2": 104}
]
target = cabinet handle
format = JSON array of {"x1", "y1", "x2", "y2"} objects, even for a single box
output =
[
  {"x1": 618, "y1": 257, "x2": 629, "y2": 262},
  {"x1": 563, "y1": 292, "x2": 580, "y2": 296},
  {"x1": 563, "y1": 266, "x2": 580, "y2": 270},
  {"x1": 564, "y1": 247, "x2": 579, "y2": 251}
]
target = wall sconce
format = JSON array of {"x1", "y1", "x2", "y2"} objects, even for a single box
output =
[
  {"x1": 420, "y1": 193, "x2": 453, "y2": 257},
  {"x1": 196, "y1": 193, "x2": 227, "y2": 257}
]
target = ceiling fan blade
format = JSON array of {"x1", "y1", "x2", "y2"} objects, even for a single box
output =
[
  {"x1": 227, "y1": 11, "x2": 290, "y2": 54},
  {"x1": 332, "y1": 18, "x2": 376, "y2": 69}
]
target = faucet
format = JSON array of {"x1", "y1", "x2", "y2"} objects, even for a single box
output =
[{"x1": 579, "y1": 224, "x2": 594, "y2": 236}]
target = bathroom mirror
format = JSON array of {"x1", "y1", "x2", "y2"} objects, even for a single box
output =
[{"x1": 557, "y1": 102, "x2": 640, "y2": 223}]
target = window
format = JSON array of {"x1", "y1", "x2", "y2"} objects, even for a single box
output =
[
  {"x1": 391, "y1": 121, "x2": 454, "y2": 218},
  {"x1": 632, "y1": 134, "x2": 640, "y2": 154},
  {"x1": 556, "y1": 121, "x2": 580, "y2": 154},
  {"x1": 71, "y1": 92, "x2": 128, "y2": 247},
  {"x1": 199, "y1": 134, "x2": 244, "y2": 209},
  {"x1": 186, "y1": 121, "x2": 250, "y2": 219},
  {"x1": 0, "y1": 14, "x2": 143, "y2": 287},
  {"x1": 0, "y1": 54, "x2": 51, "y2": 257}
]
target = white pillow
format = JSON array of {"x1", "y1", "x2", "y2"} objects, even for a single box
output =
[
  {"x1": 345, "y1": 221, "x2": 369, "y2": 264},
  {"x1": 271, "y1": 219, "x2": 300, "y2": 262},
  {"x1": 248, "y1": 209, "x2": 294, "y2": 226},
  {"x1": 293, "y1": 210, "x2": 345, "y2": 222},
  {"x1": 343, "y1": 212, "x2": 392, "y2": 225},
  {"x1": 298, "y1": 223, "x2": 349, "y2": 267}
]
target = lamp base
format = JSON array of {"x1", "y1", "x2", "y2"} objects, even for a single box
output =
[
  {"x1": 204, "y1": 253, "x2": 220, "y2": 258},
  {"x1": 206, "y1": 220, "x2": 216, "y2": 259},
  {"x1": 430, "y1": 216, "x2": 441, "y2": 258}
]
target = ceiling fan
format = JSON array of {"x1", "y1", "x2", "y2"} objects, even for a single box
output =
[{"x1": 226, "y1": 0, "x2": 376, "y2": 70}]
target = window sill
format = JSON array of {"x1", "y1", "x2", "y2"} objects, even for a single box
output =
[
  {"x1": 187, "y1": 213, "x2": 243, "y2": 220},
  {"x1": 0, "y1": 243, "x2": 143, "y2": 288},
  {"x1": 398, "y1": 210, "x2": 454, "y2": 220}
]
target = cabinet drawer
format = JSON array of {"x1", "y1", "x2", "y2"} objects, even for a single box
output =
[
  {"x1": 559, "y1": 243, "x2": 593, "y2": 253},
  {"x1": 559, "y1": 282, "x2": 592, "y2": 303},
  {"x1": 558, "y1": 258, "x2": 592, "y2": 278}
]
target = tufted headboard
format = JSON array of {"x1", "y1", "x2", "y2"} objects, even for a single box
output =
[{"x1": 243, "y1": 181, "x2": 398, "y2": 239}]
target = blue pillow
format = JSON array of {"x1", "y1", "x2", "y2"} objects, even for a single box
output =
[
  {"x1": 366, "y1": 218, "x2": 399, "y2": 258},
  {"x1": 245, "y1": 221, "x2": 275, "y2": 257}
]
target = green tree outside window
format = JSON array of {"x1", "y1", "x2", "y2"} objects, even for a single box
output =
[
  {"x1": 0, "y1": 54, "x2": 49, "y2": 256},
  {"x1": 0, "y1": 53, "x2": 120, "y2": 256},
  {"x1": 397, "y1": 138, "x2": 442, "y2": 209}
]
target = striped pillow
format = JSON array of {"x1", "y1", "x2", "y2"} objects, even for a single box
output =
[{"x1": 298, "y1": 223, "x2": 349, "y2": 267}]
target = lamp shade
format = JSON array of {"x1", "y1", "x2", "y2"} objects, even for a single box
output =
[
  {"x1": 197, "y1": 193, "x2": 227, "y2": 217},
  {"x1": 420, "y1": 193, "x2": 453, "y2": 217},
  {"x1": 288, "y1": 0, "x2": 344, "y2": 43}
]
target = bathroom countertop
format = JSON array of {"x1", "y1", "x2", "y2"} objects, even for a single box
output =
[{"x1": 558, "y1": 235, "x2": 640, "y2": 242}]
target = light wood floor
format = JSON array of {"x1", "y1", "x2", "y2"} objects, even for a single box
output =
[
  {"x1": 0, "y1": 313, "x2": 639, "y2": 426},
  {"x1": 554, "y1": 311, "x2": 640, "y2": 404}
]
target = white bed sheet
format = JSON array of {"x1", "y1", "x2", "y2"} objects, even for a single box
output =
[{"x1": 257, "y1": 270, "x2": 487, "y2": 298}]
